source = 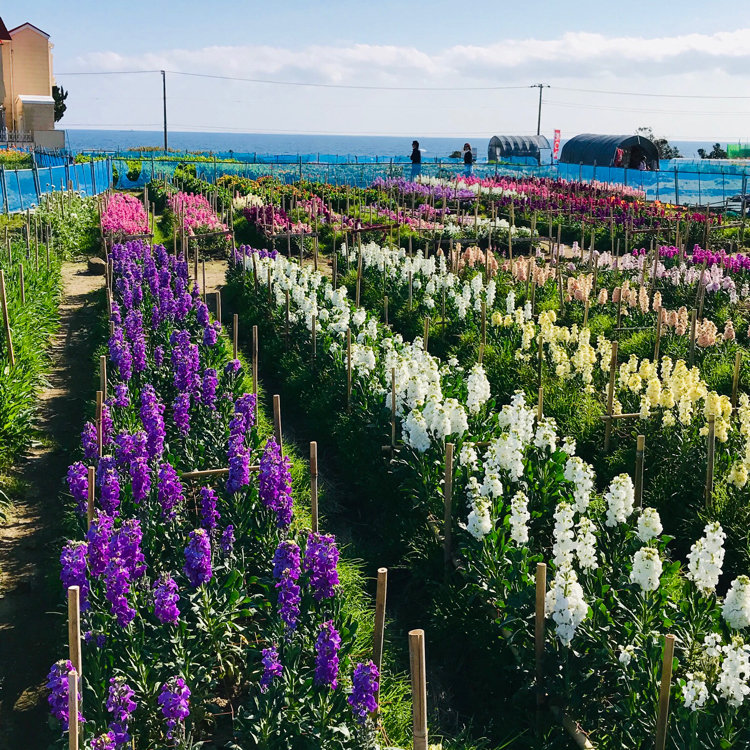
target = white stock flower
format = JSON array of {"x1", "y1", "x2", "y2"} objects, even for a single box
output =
[
  {"x1": 682, "y1": 672, "x2": 709, "y2": 711},
  {"x1": 458, "y1": 443, "x2": 478, "y2": 470},
  {"x1": 545, "y1": 565, "x2": 588, "y2": 647},
  {"x1": 552, "y1": 502, "x2": 576, "y2": 569},
  {"x1": 604, "y1": 474, "x2": 635, "y2": 527},
  {"x1": 509, "y1": 490, "x2": 530, "y2": 546},
  {"x1": 402, "y1": 409, "x2": 431, "y2": 453},
  {"x1": 561, "y1": 437, "x2": 577, "y2": 456},
  {"x1": 723, "y1": 576, "x2": 750, "y2": 630},
  {"x1": 563, "y1": 457, "x2": 595, "y2": 514},
  {"x1": 575, "y1": 517, "x2": 598, "y2": 571},
  {"x1": 636, "y1": 508, "x2": 663, "y2": 542},
  {"x1": 505, "y1": 290, "x2": 516, "y2": 315},
  {"x1": 717, "y1": 639, "x2": 750, "y2": 707},
  {"x1": 703, "y1": 632, "x2": 723, "y2": 658},
  {"x1": 533, "y1": 418, "x2": 558, "y2": 453},
  {"x1": 466, "y1": 364, "x2": 491, "y2": 414},
  {"x1": 687, "y1": 522, "x2": 726, "y2": 595},
  {"x1": 630, "y1": 546, "x2": 663, "y2": 592},
  {"x1": 465, "y1": 478, "x2": 493, "y2": 541},
  {"x1": 618, "y1": 644, "x2": 636, "y2": 667}
]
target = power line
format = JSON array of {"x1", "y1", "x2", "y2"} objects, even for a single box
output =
[
  {"x1": 555, "y1": 86, "x2": 750, "y2": 100},
  {"x1": 545, "y1": 99, "x2": 750, "y2": 116}
]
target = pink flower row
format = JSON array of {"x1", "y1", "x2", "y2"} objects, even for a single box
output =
[
  {"x1": 102, "y1": 193, "x2": 149, "y2": 235},
  {"x1": 168, "y1": 192, "x2": 227, "y2": 236}
]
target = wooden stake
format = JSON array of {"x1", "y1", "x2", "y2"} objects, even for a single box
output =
[
  {"x1": 346, "y1": 328, "x2": 352, "y2": 412},
  {"x1": 390, "y1": 368, "x2": 397, "y2": 449},
  {"x1": 537, "y1": 386, "x2": 544, "y2": 421},
  {"x1": 68, "y1": 669, "x2": 79, "y2": 750},
  {"x1": 273, "y1": 394, "x2": 282, "y2": 451},
  {"x1": 99, "y1": 355, "x2": 107, "y2": 401},
  {"x1": 312, "y1": 314, "x2": 317, "y2": 362},
  {"x1": 87, "y1": 466, "x2": 95, "y2": 528},
  {"x1": 634, "y1": 435, "x2": 645, "y2": 508},
  {"x1": 215, "y1": 290, "x2": 222, "y2": 326},
  {"x1": 706, "y1": 415, "x2": 716, "y2": 507},
  {"x1": 252, "y1": 325, "x2": 258, "y2": 396},
  {"x1": 604, "y1": 341, "x2": 619, "y2": 452},
  {"x1": 689, "y1": 309, "x2": 697, "y2": 367},
  {"x1": 372, "y1": 568, "x2": 388, "y2": 715},
  {"x1": 409, "y1": 629, "x2": 428, "y2": 750},
  {"x1": 443, "y1": 443, "x2": 454, "y2": 572},
  {"x1": 384, "y1": 295, "x2": 389, "y2": 326},
  {"x1": 732, "y1": 351, "x2": 742, "y2": 409},
  {"x1": 0, "y1": 270, "x2": 15, "y2": 366},
  {"x1": 67, "y1": 586, "x2": 82, "y2": 682},
  {"x1": 654, "y1": 311, "x2": 662, "y2": 363},
  {"x1": 202, "y1": 260, "x2": 207, "y2": 303},
  {"x1": 655, "y1": 634, "x2": 676, "y2": 750},
  {"x1": 310, "y1": 441, "x2": 319, "y2": 534},
  {"x1": 95, "y1": 391, "x2": 103, "y2": 456},
  {"x1": 19, "y1": 264, "x2": 25, "y2": 305},
  {"x1": 423, "y1": 316, "x2": 429, "y2": 352},
  {"x1": 535, "y1": 563, "x2": 547, "y2": 710}
]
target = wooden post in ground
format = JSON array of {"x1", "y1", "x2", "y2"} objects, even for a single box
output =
[
  {"x1": 95, "y1": 391, "x2": 103, "y2": 456},
  {"x1": 346, "y1": 328, "x2": 352, "y2": 412},
  {"x1": 732, "y1": 351, "x2": 742, "y2": 409},
  {"x1": 634, "y1": 435, "x2": 645, "y2": 508},
  {"x1": 372, "y1": 568, "x2": 388, "y2": 717},
  {"x1": 87, "y1": 467, "x2": 95, "y2": 528},
  {"x1": 409, "y1": 629, "x2": 428, "y2": 750},
  {"x1": 443, "y1": 443, "x2": 454, "y2": 573},
  {"x1": 706, "y1": 415, "x2": 716, "y2": 507},
  {"x1": 99, "y1": 355, "x2": 107, "y2": 401},
  {"x1": 19, "y1": 264, "x2": 25, "y2": 305},
  {"x1": 604, "y1": 341, "x2": 619, "y2": 452},
  {"x1": 423, "y1": 316, "x2": 429, "y2": 351},
  {"x1": 252, "y1": 325, "x2": 258, "y2": 396},
  {"x1": 67, "y1": 586, "x2": 82, "y2": 686},
  {"x1": 537, "y1": 386, "x2": 544, "y2": 421},
  {"x1": 310, "y1": 441, "x2": 319, "y2": 534},
  {"x1": 273, "y1": 395, "x2": 282, "y2": 450},
  {"x1": 0, "y1": 270, "x2": 14, "y2": 366},
  {"x1": 689, "y1": 309, "x2": 697, "y2": 367},
  {"x1": 202, "y1": 260, "x2": 207, "y2": 303},
  {"x1": 215, "y1": 290, "x2": 222, "y2": 326},
  {"x1": 233, "y1": 314, "x2": 238, "y2": 360},
  {"x1": 535, "y1": 563, "x2": 547, "y2": 715},
  {"x1": 68, "y1": 669, "x2": 79, "y2": 750},
  {"x1": 655, "y1": 634, "x2": 676, "y2": 750},
  {"x1": 654, "y1": 311, "x2": 662, "y2": 363}
]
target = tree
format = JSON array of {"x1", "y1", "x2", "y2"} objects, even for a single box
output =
[
  {"x1": 635, "y1": 126, "x2": 681, "y2": 159},
  {"x1": 698, "y1": 143, "x2": 728, "y2": 159},
  {"x1": 52, "y1": 85, "x2": 68, "y2": 123}
]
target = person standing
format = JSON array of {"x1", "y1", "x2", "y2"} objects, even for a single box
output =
[
  {"x1": 463, "y1": 142, "x2": 473, "y2": 177},
  {"x1": 410, "y1": 140, "x2": 421, "y2": 180}
]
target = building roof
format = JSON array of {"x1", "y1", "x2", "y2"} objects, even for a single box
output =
[
  {"x1": 8, "y1": 22, "x2": 50, "y2": 39},
  {"x1": 0, "y1": 16, "x2": 12, "y2": 41},
  {"x1": 17, "y1": 94, "x2": 55, "y2": 103},
  {"x1": 559, "y1": 133, "x2": 659, "y2": 166}
]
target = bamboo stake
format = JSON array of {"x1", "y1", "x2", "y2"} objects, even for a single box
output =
[
  {"x1": 346, "y1": 328, "x2": 352, "y2": 412},
  {"x1": 443, "y1": 443, "x2": 454, "y2": 572},
  {"x1": 68, "y1": 669, "x2": 79, "y2": 750},
  {"x1": 372, "y1": 568, "x2": 388, "y2": 716},
  {"x1": 273, "y1": 395, "x2": 282, "y2": 451},
  {"x1": 537, "y1": 386, "x2": 544, "y2": 421},
  {"x1": 215, "y1": 290, "x2": 222, "y2": 326},
  {"x1": 535, "y1": 563, "x2": 547, "y2": 712},
  {"x1": 689, "y1": 309, "x2": 697, "y2": 367},
  {"x1": 634, "y1": 435, "x2": 645, "y2": 508},
  {"x1": 409, "y1": 629, "x2": 428, "y2": 750},
  {"x1": 310, "y1": 441, "x2": 319, "y2": 534},
  {"x1": 0, "y1": 270, "x2": 15, "y2": 366},
  {"x1": 202, "y1": 260, "x2": 207, "y2": 303},
  {"x1": 706, "y1": 415, "x2": 716, "y2": 507},
  {"x1": 654, "y1": 311, "x2": 662, "y2": 363},
  {"x1": 423, "y1": 317, "x2": 429, "y2": 352},
  {"x1": 390, "y1": 368, "x2": 397, "y2": 449},
  {"x1": 655, "y1": 634, "x2": 676, "y2": 750},
  {"x1": 19, "y1": 264, "x2": 25, "y2": 305},
  {"x1": 604, "y1": 341, "x2": 619, "y2": 452},
  {"x1": 312, "y1": 314, "x2": 317, "y2": 362},
  {"x1": 732, "y1": 351, "x2": 742, "y2": 409},
  {"x1": 384, "y1": 295, "x2": 388, "y2": 326},
  {"x1": 252, "y1": 325, "x2": 258, "y2": 396},
  {"x1": 481, "y1": 301, "x2": 487, "y2": 350},
  {"x1": 96, "y1": 390, "x2": 103, "y2": 456},
  {"x1": 87, "y1": 466, "x2": 95, "y2": 528},
  {"x1": 100, "y1": 355, "x2": 107, "y2": 401},
  {"x1": 68, "y1": 586, "x2": 82, "y2": 683}
]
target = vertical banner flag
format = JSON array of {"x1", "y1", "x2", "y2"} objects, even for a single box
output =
[{"x1": 553, "y1": 130, "x2": 561, "y2": 160}]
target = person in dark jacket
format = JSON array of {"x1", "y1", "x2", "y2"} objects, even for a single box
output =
[
  {"x1": 410, "y1": 140, "x2": 421, "y2": 180},
  {"x1": 463, "y1": 142, "x2": 473, "y2": 177}
]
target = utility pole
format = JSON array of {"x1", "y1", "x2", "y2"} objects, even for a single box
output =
[
  {"x1": 161, "y1": 70, "x2": 168, "y2": 152},
  {"x1": 531, "y1": 83, "x2": 550, "y2": 136}
]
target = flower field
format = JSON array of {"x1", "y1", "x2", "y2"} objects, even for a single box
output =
[{"x1": 0, "y1": 168, "x2": 744, "y2": 750}]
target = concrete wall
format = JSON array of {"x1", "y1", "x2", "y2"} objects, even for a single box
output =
[
  {"x1": 17, "y1": 99, "x2": 54, "y2": 132},
  {"x1": 32, "y1": 128, "x2": 64, "y2": 149}
]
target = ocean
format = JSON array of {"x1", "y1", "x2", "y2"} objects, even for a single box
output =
[{"x1": 64, "y1": 129, "x2": 720, "y2": 161}]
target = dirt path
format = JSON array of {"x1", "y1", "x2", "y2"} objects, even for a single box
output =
[{"x1": 0, "y1": 262, "x2": 104, "y2": 748}]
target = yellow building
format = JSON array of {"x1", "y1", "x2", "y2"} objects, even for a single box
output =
[{"x1": 0, "y1": 16, "x2": 64, "y2": 149}]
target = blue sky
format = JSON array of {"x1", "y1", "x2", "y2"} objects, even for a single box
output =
[{"x1": 9, "y1": 1, "x2": 750, "y2": 141}]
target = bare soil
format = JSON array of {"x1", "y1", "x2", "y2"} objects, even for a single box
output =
[{"x1": 0, "y1": 262, "x2": 104, "y2": 749}]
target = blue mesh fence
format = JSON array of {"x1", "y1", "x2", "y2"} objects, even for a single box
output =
[
  {"x1": 112, "y1": 156, "x2": 748, "y2": 208},
  {"x1": 0, "y1": 159, "x2": 112, "y2": 213}
]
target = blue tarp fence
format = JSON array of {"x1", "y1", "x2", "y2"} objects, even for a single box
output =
[
  {"x1": 1, "y1": 159, "x2": 112, "y2": 213},
  {"x1": 112, "y1": 155, "x2": 749, "y2": 207}
]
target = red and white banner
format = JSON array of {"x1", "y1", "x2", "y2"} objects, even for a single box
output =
[{"x1": 553, "y1": 129, "x2": 561, "y2": 160}]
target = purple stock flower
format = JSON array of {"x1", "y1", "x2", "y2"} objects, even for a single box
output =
[
  {"x1": 196, "y1": 301, "x2": 210, "y2": 326},
  {"x1": 130, "y1": 457, "x2": 152, "y2": 503},
  {"x1": 226, "y1": 451, "x2": 249, "y2": 494},
  {"x1": 314, "y1": 621, "x2": 341, "y2": 690},
  {"x1": 60, "y1": 541, "x2": 90, "y2": 610},
  {"x1": 124, "y1": 309, "x2": 143, "y2": 342},
  {"x1": 224, "y1": 359, "x2": 241, "y2": 376},
  {"x1": 66, "y1": 462, "x2": 89, "y2": 516},
  {"x1": 82, "y1": 421, "x2": 98, "y2": 461},
  {"x1": 272, "y1": 540, "x2": 301, "y2": 580},
  {"x1": 106, "y1": 677, "x2": 136, "y2": 746},
  {"x1": 200, "y1": 368, "x2": 218, "y2": 409},
  {"x1": 110, "y1": 300, "x2": 122, "y2": 325},
  {"x1": 158, "y1": 677, "x2": 191, "y2": 740},
  {"x1": 203, "y1": 321, "x2": 221, "y2": 347},
  {"x1": 304, "y1": 533, "x2": 340, "y2": 602},
  {"x1": 140, "y1": 385, "x2": 165, "y2": 460},
  {"x1": 259, "y1": 438, "x2": 293, "y2": 529},
  {"x1": 183, "y1": 529, "x2": 212, "y2": 588},
  {"x1": 97, "y1": 456, "x2": 121, "y2": 515},
  {"x1": 348, "y1": 661, "x2": 379, "y2": 724},
  {"x1": 90, "y1": 733, "x2": 116, "y2": 750},
  {"x1": 199, "y1": 487, "x2": 220, "y2": 530},
  {"x1": 46, "y1": 659, "x2": 84, "y2": 731},
  {"x1": 112, "y1": 384, "x2": 129, "y2": 409},
  {"x1": 153, "y1": 574, "x2": 180, "y2": 625},
  {"x1": 170, "y1": 329, "x2": 200, "y2": 393},
  {"x1": 101, "y1": 403, "x2": 113, "y2": 447},
  {"x1": 104, "y1": 557, "x2": 135, "y2": 628},
  {"x1": 157, "y1": 463, "x2": 185, "y2": 521},
  {"x1": 172, "y1": 393, "x2": 191, "y2": 436},
  {"x1": 260, "y1": 647, "x2": 283, "y2": 693},
  {"x1": 154, "y1": 345, "x2": 164, "y2": 367},
  {"x1": 220, "y1": 525, "x2": 235, "y2": 556},
  {"x1": 132, "y1": 334, "x2": 147, "y2": 373},
  {"x1": 235, "y1": 393, "x2": 257, "y2": 428},
  {"x1": 275, "y1": 570, "x2": 300, "y2": 633},
  {"x1": 87, "y1": 511, "x2": 114, "y2": 577},
  {"x1": 110, "y1": 519, "x2": 146, "y2": 579}
]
